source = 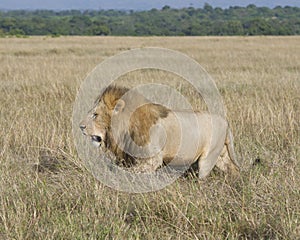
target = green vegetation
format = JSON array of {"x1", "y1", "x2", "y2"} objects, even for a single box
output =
[{"x1": 0, "y1": 4, "x2": 300, "y2": 36}]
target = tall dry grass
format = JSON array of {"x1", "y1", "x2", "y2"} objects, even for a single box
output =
[{"x1": 0, "y1": 36, "x2": 299, "y2": 239}]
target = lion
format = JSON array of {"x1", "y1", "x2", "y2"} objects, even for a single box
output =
[{"x1": 79, "y1": 85, "x2": 240, "y2": 178}]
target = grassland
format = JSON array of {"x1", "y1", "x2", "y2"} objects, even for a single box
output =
[{"x1": 0, "y1": 36, "x2": 299, "y2": 239}]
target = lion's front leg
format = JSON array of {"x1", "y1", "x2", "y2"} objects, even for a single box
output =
[{"x1": 130, "y1": 154, "x2": 163, "y2": 173}]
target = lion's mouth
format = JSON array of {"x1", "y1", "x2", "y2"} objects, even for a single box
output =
[{"x1": 91, "y1": 135, "x2": 102, "y2": 147}]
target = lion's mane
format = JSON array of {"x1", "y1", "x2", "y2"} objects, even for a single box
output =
[{"x1": 98, "y1": 86, "x2": 170, "y2": 166}]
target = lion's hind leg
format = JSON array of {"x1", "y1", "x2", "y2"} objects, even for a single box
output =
[
  {"x1": 198, "y1": 148, "x2": 221, "y2": 179},
  {"x1": 215, "y1": 145, "x2": 239, "y2": 177}
]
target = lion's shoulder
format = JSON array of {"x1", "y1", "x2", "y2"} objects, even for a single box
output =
[{"x1": 129, "y1": 103, "x2": 170, "y2": 146}]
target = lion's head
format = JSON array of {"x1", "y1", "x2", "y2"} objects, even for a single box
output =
[
  {"x1": 79, "y1": 85, "x2": 170, "y2": 165},
  {"x1": 79, "y1": 86, "x2": 128, "y2": 148}
]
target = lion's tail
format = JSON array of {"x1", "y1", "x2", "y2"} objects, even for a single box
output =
[{"x1": 226, "y1": 127, "x2": 240, "y2": 169}]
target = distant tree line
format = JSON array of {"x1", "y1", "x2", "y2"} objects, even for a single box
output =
[{"x1": 0, "y1": 4, "x2": 300, "y2": 36}]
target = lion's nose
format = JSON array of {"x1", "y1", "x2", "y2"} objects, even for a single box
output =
[{"x1": 79, "y1": 124, "x2": 86, "y2": 131}]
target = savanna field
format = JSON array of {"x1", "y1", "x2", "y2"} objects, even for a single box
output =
[{"x1": 0, "y1": 36, "x2": 299, "y2": 239}]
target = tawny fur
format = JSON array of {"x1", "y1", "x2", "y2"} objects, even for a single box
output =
[{"x1": 80, "y1": 85, "x2": 240, "y2": 177}]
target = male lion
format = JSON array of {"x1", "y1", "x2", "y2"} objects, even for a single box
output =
[{"x1": 79, "y1": 85, "x2": 240, "y2": 178}]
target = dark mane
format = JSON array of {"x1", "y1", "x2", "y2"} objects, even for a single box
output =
[
  {"x1": 96, "y1": 85, "x2": 129, "y2": 110},
  {"x1": 102, "y1": 85, "x2": 129, "y2": 100}
]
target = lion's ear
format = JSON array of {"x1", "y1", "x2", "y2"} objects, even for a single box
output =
[{"x1": 114, "y1": 99, "x2": 125, "y2": 114}]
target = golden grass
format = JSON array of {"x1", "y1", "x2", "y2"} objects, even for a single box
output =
[{"x1": 0, "y1": 36, "x2": 299, "y2": 239}]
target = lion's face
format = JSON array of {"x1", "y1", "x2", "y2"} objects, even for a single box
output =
[
  {"x1": 79, "y1": 91, "x2": 126, "y2": 148},
  {"x1": 79, "y1": 101, "x2": 112, "y2": 148}
]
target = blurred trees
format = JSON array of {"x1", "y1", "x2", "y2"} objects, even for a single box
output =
[{"x1": 0, "y1": 4, "x2": 299, "y2": 36}]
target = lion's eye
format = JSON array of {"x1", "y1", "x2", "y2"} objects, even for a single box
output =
[{"x1": 92, "y1": 113, "x2": 98, "y2": 119}]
